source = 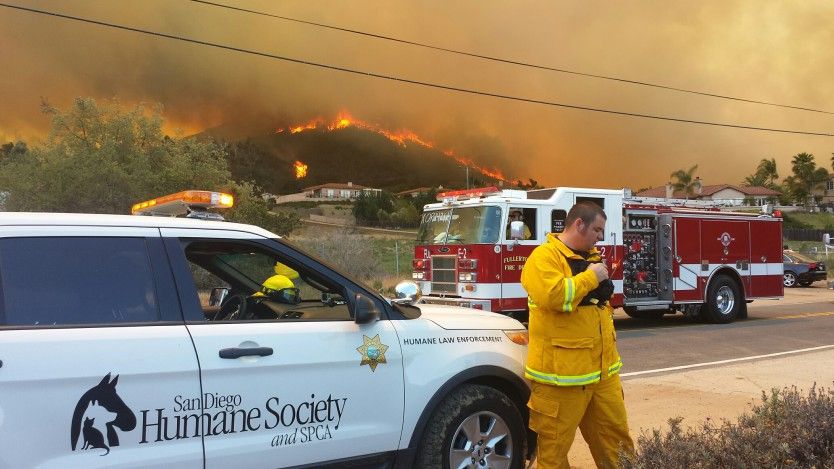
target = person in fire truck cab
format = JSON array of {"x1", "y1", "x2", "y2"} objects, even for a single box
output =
[
  {"x1": 506, "y1": 209, "x2": 532, "y2": 240},
  {"x1": 521, "y1": 201, "x2": 633, "y2": 468}
]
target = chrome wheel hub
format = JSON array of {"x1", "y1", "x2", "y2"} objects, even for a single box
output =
[{"x1": 450, "y1": 411, "x2": 512, "y2": 469}]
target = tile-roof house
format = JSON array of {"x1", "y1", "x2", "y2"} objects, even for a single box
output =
[{"x1": 635, "y1": 178, "x2": 780, "y2": 206}]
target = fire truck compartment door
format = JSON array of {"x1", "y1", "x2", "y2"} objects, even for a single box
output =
[{"x1": 700, "y1": 220, "x2": 751, "y2": 293}]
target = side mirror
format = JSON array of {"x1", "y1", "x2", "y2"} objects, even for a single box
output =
[
  {"x1": 354, "y1": 292, "x2": 381, "y2": 324},
  {"x1": 393, "y1": 281, "x2": 422, "y2": 305},
  {"x1": 209, "y1": 287, "x2": 230, "y2": 307},
  {"x1": 510, "y1": 220, "x2": 525, "y2": 240}
]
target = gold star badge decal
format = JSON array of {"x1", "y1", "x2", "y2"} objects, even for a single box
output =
[{"x1": 356, "y1": 334, "x2": 389, "y2": 372}]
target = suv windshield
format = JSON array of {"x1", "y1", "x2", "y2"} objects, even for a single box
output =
[{"x1": 417, "y1": 205, "x2": 501, "y2": 244}]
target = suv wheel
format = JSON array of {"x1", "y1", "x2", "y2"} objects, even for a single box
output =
[{"x1": 415, "y1": 384, "x2": 525, "y2": 469}]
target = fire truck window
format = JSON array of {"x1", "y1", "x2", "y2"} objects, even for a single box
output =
[
  {"x1": 576, "y1": 196, "x2": 604, "y2": 209},
  {"x1": 506, "y1": 208, "x2": 536, "y2": 240},
  {"x1": 551, "y1": 210, "x2": 567, "y2": 233},
  {"x1": 419, "y1": 206, "x2": 501, "y2": 244}
]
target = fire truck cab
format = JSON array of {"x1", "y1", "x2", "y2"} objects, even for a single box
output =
[{"x1": 413, "y1": 186, "x2": 784, "y2": 324}]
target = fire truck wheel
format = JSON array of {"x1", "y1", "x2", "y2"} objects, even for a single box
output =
[
  {"x1": 415, "y1": 383, "x2": 525, "y2": 469},
  {"x1": 704, "y1": 274, "x2": 742, "y2": 323},
  {"x1": 622, "y1": 307, "x2": 666, "y2": 320},
  {"x1": 783, "y1": 271, "x2": 798, "y2": 288}
]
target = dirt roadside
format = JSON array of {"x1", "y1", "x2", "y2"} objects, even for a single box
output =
[{"x1": 559, "y1": 286, "x2": 834, "y2": 468}]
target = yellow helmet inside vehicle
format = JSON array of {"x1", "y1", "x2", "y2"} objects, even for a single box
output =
[{"x1": 254, "y1": 274, "x2": 301, "y2": 304}]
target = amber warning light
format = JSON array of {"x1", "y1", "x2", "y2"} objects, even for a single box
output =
[{"x1": 131, "y1": 190, "x2": 234, "y2": 217}]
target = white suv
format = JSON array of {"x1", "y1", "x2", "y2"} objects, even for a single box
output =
[{"x1": 0, "y1": 212, "x2": 531, "y2": 468}]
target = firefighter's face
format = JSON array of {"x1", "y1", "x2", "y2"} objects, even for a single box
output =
[{"x1": 576, "y1": 214, "x2": 606, "y2": 250}]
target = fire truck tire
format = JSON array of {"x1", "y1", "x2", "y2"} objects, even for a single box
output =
[
  {"x1": 622, "y1": 307, "x2": 666, "y2": 320},
  {"x1": 415, "y1": 383, "x2": 526, "y2": 469},
  {"x1": 704, "y1": 274, "x2": 742, "y2": 323}
]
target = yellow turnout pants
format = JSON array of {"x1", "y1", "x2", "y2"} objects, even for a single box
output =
[{"x1": 528, "y1": 375, "x2": 634, "y2": 469}]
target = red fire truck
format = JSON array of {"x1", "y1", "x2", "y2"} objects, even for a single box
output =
[{"x1": 412, "y1": 186, "x2": 783, "y2": 323}]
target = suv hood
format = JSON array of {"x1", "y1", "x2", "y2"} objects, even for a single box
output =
[{"x1": 416, "y1": 303, "x2": 524, "y2": 330}]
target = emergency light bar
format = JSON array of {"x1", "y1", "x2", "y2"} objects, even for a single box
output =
[
  {"x1": 131, "y1": 190, "x2": 233, "y2": 217},
  {"x1": 436, "y1": 186, "x2": 501, "y2": 201}
]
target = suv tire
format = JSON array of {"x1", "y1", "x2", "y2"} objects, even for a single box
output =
[{"x1": 415, "y1": 384, "x2": 525, "y2": 469}]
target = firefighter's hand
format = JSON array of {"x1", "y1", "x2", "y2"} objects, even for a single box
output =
[{"x1": 589, "y1": 262, "x2": 609, "y2": 282}]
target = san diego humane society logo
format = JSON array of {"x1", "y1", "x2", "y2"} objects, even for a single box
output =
[
  {"x1": 70, "y1": 373, "x2": 137, "y2": 456},
  {"x1": 70, "y1": 373, "x2": 348, "y2": 455}
]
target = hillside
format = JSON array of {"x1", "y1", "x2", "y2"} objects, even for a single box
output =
[{"x1": 202, "y1": 125, "x2": 505, "y2": 195}]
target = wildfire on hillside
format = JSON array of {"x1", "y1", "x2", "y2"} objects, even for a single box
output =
[
  {"x1": 275, "y1": 112, "x2": 508, "y2": 182},
  {"x1": 294, "y1": 160, "x2": 308, "y2": 179}
]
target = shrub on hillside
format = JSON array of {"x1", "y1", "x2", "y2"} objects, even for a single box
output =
[
  {"x1": 292, "y1": 228, "x2": 384, "y2": 282},
  {"x1": 620, "y1": 384, "x2": 834, "y2": 468}
]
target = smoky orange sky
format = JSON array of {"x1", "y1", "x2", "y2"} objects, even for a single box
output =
[{"x1": 1, "y1": 0, "x2": 833, "y2": 189}]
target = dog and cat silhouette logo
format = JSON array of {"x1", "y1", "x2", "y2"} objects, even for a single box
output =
[{"x1": 70, "y1": 373, "x2": 136, "y2": 456}]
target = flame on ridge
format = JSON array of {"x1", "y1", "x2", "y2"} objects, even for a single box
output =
[{"x1": 275, "y1": 112, "x2": 507, "y2": 181}]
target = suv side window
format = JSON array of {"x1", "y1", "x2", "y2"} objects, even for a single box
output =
[
  {"x1": 180, "y1": 240, "x2": 352, "y2": 322},
  {"x1": 0, "y1": 237, "x2": 160, "y2": 326}
]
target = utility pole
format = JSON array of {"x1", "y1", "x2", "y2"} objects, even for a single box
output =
[{"x1": 465, "y1": 166, "x2": 470, "y2": 189}]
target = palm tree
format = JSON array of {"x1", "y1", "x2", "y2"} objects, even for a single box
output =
[
  {"x1": 757, "y1": 158, "x2": 779, "y2": 187},
  {"x1": 789, "y1": 152, "x2": 829, "y2": 206},
  {"x1": 670, "y1": 165, "x2": 699, "y2": 199}
]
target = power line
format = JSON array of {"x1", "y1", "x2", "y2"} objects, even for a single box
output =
[
  {"x1": 189, "y1": 0, "x2": 834, "y2": 116},
  {"x1": 1, "y1": 2, "x2": 833, "y2": 137}
]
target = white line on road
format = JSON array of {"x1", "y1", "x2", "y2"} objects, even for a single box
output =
[{"x1": 620, "y1": 344, "x2": 834, "y2": 378}]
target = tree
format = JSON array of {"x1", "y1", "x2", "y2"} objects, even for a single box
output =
[
  {"x1": 758, "y1": 158, "x2": 779, "y2": 186},
  {"x1": 784, "y1": 152, "x2": 829, "y2": 206},
  {"x1": 670, "y1": 165, "x2": 699, "y2": 199},
  {"x1": 224, "y1": 181, "x2": 300, "y2": 236},
  {"x1": 515, "y1": 178, "x2": 541, "y2": 190},
  {"x1": 352, "y1": 191, "x2": 394, "y2": 226},
  {"x1": 743, "y1": 158, "x2": 779, "y2": 189}
]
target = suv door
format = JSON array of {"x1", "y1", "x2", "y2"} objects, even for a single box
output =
[
  {"x1": 161, "y1": 229, "x2": 405, "y2": 468},
  {"x1": 0, "y1": 227, "x2": 202, "y2": 468}
]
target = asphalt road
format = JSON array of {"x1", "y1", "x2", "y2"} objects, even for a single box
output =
[{"x1": 615, "y1": 282, "x2": 834, "y2": 374}]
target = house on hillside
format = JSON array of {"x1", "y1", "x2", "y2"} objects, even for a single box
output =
[
  {"x1": 302, "y1": 182, "x2": 381, "y2": 200},
  {"x1": 635, "y1": 180, "x2": 780, "y2": 207}
]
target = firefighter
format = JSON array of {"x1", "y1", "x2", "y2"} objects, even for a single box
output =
[
  {"x1": 507, "y1": 209, "x2": 532, "y2": 240},
  {"x1": 521, "y1": 201, "x2": 633, "y2": 468}
]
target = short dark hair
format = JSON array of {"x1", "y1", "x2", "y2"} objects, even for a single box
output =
[{"x1": 565, "y1": 201, "x2": 606, "y2": 227}]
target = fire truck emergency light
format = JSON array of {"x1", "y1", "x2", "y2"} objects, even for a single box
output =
[
  {"x1": 131, "y1": 190, "x2": 234, "y2": 217},
  {"x1": 436, "y1": 186, "x2": 501, "y2": 201}
]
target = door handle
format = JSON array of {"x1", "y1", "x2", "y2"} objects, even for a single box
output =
[{"x1": 219, "y1": 347, "x2": 273, "y2": 359}]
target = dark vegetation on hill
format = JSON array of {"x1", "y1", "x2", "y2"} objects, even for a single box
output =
[{"x1": 216, "y1": 127, "x2": 501, "y2": 194}]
